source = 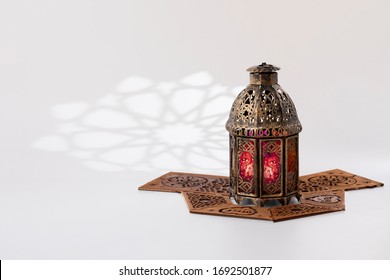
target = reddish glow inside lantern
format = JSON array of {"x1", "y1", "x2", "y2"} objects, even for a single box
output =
[
  {"x1": 225, "y1": 63, "x2": 302, "y2": 206},
  {"x1": 262, "y1": 140, "x2": 281, "y2": 184},
  {"x1": 263, "y1": 152, "x2": 280, "y2": 184},
  {"x1": 239, "y1": 151, "x2": 254, "y2": 182}
]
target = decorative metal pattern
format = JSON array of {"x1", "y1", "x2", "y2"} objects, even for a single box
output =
[
  {"x1": 261, "y1": 139, "x2": 282, "y2": 195},
  {"x1": 226, "y1": 63, "x2": 302, "y2": 206},
  {"x1": 286, "y1": 136, "x2": 299, "y2": 194},
  {"x1": 229, "y1": 134, "x2": 236, "y2": 195},
  {"x1": 225, "y1": 84, "x2": 302, "y2": 138},
  {"x1": 237, "y1": 138, "x2": 257, "y2": 196}
]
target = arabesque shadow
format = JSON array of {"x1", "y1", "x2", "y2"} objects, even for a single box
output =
[{"x1": 33, "y1": 72, "x2": 243, "y2": 173}]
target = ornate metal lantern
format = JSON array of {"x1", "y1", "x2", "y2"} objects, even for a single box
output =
[{"x1": 226, "y1": 62, "x2": 302, "y2": 206}]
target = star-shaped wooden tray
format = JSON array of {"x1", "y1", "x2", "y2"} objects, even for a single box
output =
[{"x1": 138, "y1": 169, "x2": 383, "y2": 222}]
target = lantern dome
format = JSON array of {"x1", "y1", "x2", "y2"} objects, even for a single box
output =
[{"x1": 226, "y1": 63, "x2": 302, "y2": 138}]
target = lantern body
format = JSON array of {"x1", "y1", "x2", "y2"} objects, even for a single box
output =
[{"x1": 226, "y1": 63, "x2": 302, "y2": 206}]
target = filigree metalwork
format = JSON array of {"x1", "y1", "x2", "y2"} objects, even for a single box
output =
[
  {"x1": 286, "y1": 136, "x2": 298, "y2": 194},
  {"x1": 226, "y1": 63, "x2": 302, "y2": 206},
  {"x1": 229, "y1": 135, "x2": 236, "y2": 195},
  {"x1": 225, "y1": 84, "x2": 302, "y2": 138}
]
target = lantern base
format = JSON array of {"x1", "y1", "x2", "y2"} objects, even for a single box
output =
[
  {"x1": 138, "y1": 169, "x2": 383, "y2": 222},
  {"x1": 233, "y1": 193, "x2": 301, "y2": 207}
]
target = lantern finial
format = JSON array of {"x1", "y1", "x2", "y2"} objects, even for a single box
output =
[{"x1": 247, "y1": 63, "x2": 280, "y2": 73}]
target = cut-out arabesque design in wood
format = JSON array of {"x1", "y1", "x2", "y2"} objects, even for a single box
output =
[{"x1": 138, "y1": 169, "x2": 383, "y2": 222}]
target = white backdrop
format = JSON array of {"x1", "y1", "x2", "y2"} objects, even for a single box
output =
[{"x1": 1, "y1": 0, "x2": 389, "y2": 259}]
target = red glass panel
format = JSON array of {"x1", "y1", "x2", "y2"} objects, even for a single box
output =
[
  {"x1": 261, "y1": 140, "x2": 282, "y2": 195},
  {"x1": 263, "y1": 152, "x2": 280, "y2": 184},
  {"x1": 239, "y1": 151, "x2": 254, "y2": 181},
  {"x1": 237, "y1": 138, "x2": 256, "y2": 196}
]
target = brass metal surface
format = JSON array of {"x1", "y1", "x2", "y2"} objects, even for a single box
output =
[
  {"x1": 225, "y1": 63, "x2": 302, "y2": 138},
  {"x1": 226, "y1": 63, "x2": 302, "y2": 206}
]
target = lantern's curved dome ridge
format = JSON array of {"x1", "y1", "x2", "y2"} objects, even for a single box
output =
[{"x1": 225, "y1": 83, "x2": 302, "y2": 138}]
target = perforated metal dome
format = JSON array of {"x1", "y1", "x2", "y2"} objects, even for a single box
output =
[{"x1": 226, "y1": 63, "x2": 302, "y2": 138}]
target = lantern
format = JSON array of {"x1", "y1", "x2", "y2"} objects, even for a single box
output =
[{"x1": 226, "y1": 63, "x2": 302, "y2": 206}]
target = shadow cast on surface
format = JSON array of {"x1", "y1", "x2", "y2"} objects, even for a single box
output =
[{"x1": 33, "y1": 72, "x2": 243, "y2": 173}]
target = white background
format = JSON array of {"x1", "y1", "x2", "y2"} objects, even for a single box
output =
[{"x1": 0, "y1": 0, "x2": 389, "y2": 259}]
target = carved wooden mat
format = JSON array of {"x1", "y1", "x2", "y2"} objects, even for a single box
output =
[
  {"x1": 299, "y1": 169, "x2": 383, "y2": 192},
  {"x1": 138, "y1": 169, "x2": 383, "y2": 222}
]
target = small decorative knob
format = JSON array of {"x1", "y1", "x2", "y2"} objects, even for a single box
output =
[{"x1": 247, "y1": 63, "x2": 280, "y2": 73}]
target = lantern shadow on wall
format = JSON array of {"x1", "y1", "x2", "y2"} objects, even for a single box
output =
[{"x1": 32, "y1": 72, "x2": 242, "y2": 173}]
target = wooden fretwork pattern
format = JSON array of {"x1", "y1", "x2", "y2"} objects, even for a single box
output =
[
  {"x1": 182, "y1": 192, "x2": 231, "y2": 210},
  {"x1": 299, "y1": 169, "x2": 383, "y2": 193},
  {"x1": 270, "y1": 203, "x2": 342, "y2": 222},
  {"x1": 138, "y1": 169, "x2": 383, "y2": 222},
  {"x1": 138, "y1": 172, "x2": 229, "y2": 194},
  {"x1": 190, "y1": 202, "x2": 274, "y2": 221},
  {"x1": 300, "y1": 190, "x2": 345, "y2": 210}
]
